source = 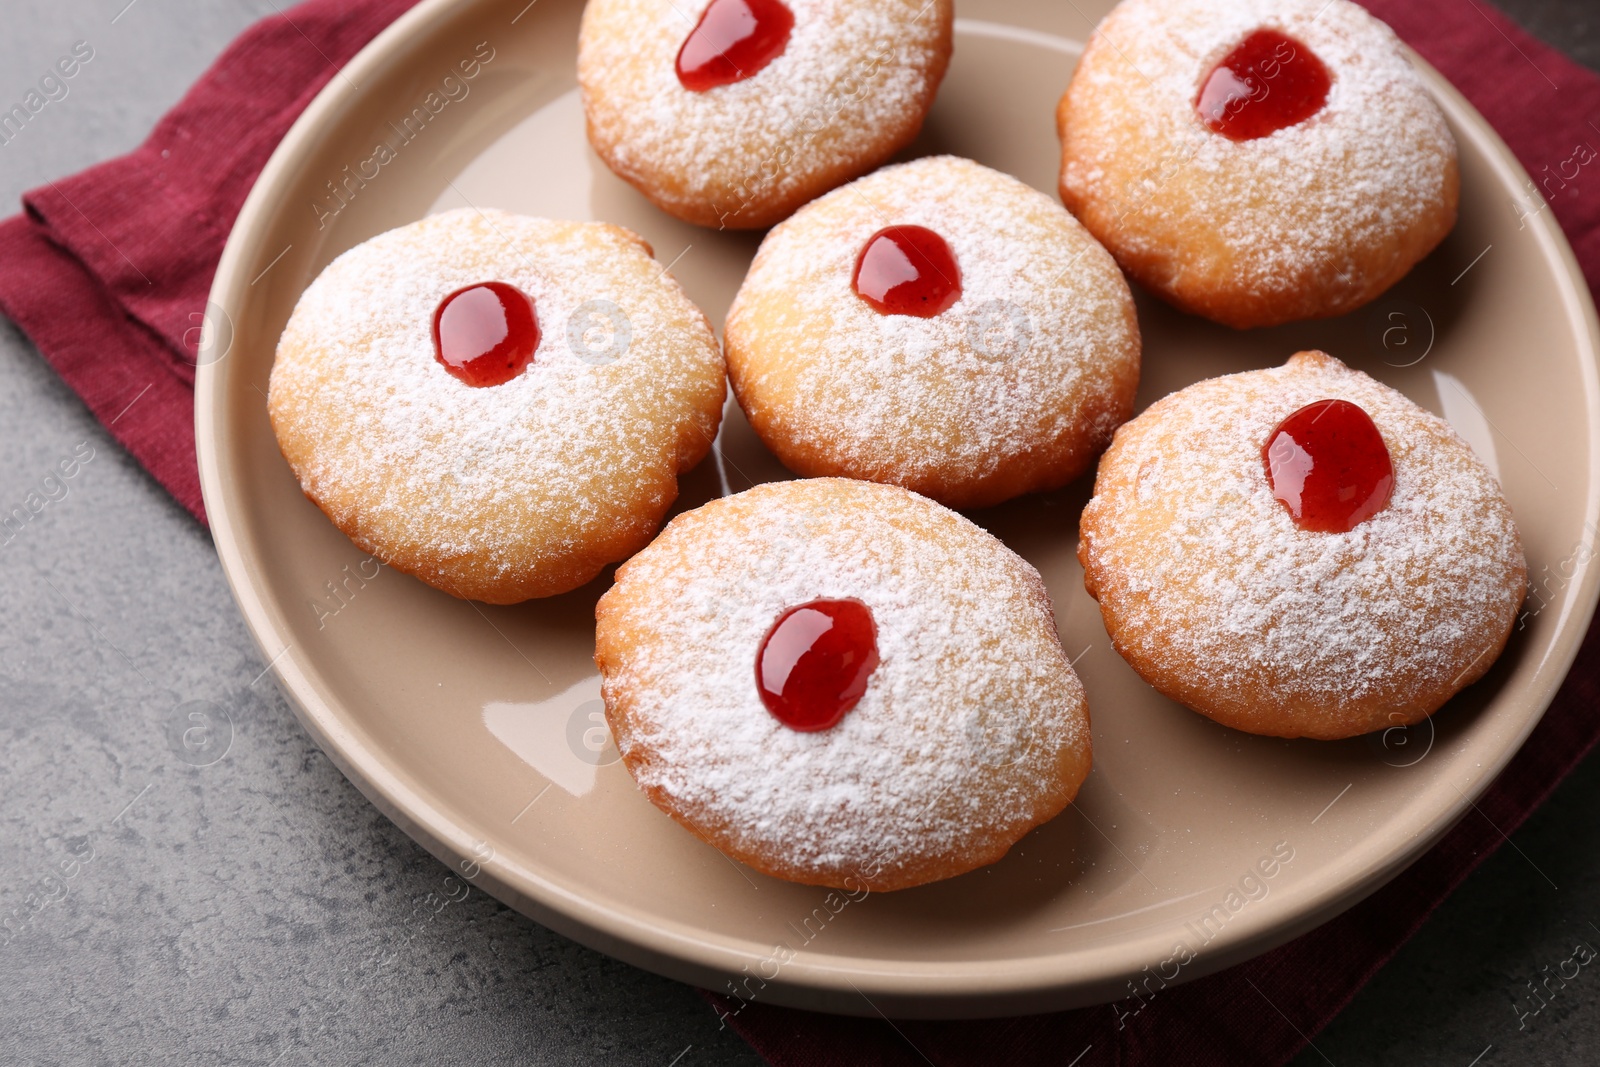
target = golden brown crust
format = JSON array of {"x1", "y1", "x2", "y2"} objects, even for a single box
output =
[
  {"x1": 725, "y1": 156, "x2": 1141, "y2": 510},
  {"x1": 1078, "y1": 351, "x2": 1525, "y2": 740},
  {"x1": 595, "y1": 478, "x2": 1092, "y2": 890},
  {"x1": 268, "y1": 210, "x2": 726, "y2": 604},
  {"x1": 1056, "y1": 0, "x2": 1459, "y2": 329},
  {"x1": 578, "y1": 0, "x2": 953, "y2": 229}
]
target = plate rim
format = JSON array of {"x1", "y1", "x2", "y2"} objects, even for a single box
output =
[{"x1": 196, "y1": 0, "x2": 1600, "y2": 1017}]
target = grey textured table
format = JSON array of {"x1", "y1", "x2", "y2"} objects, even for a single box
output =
[{"x1": 1, "y1": 3, "x2": 1596, "y2": 1065}]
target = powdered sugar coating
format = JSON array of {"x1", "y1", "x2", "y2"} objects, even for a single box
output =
[
  {"x1": 1078, "y1": 351, "x2": 1525, "y2": 740},
  {"x1": 1057, "y1": 0, "x2": 1458, "y2": 328},
  {"x1": 726, "y1": 156, "x2": 1141, "y2": 510},
  {"x1": 578, "y1": 0, "x2": 953, "y2": 229},
  {"x1": 595, "y1": 478, "x2": 1092, "y2": 891},
  {"x1": 268, "y1": 209, "x2": 725, "y2": 604}
]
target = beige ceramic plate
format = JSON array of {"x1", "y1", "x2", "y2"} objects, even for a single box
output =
[{"x1": 198, "y1": 0, "x2": 1600, "y2": 1018}]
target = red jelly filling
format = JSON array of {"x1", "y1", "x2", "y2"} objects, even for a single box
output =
[
  {"x1": 1196, "y1": 28, "x2": 1331, "y2": 141},
  {"x1": 432, "y1": 281, "x2": 540, "y2": 388},
  {"x1": 1263, "y1": 399, "x2": 1395, "y2": 533},
  {"x1": 756, "y1": 598, "x2": 879, "y2": 732},
  {"x1": 851, "y1": 225, "x2": 962, "y2": 318},
  {"x1": 676, "y1": 0, "x2": 795, "y2": 92}
]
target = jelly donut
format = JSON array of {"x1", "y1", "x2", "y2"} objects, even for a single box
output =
[
  {"x1": 578, "y1": 0, "x2": 953, "y2": 229},
  {"x1": 725, "y1": 156, "x2": 1141, "y2": 510},
  {"x1": 1057, "y1": 0, "x2": 1459, "y2": 329},
  {"x1": 1078, "y1": 351, "x2": 1525, "y2": 740},
  {"x1": 268, "y1": 208, "x2": 725, "y2": 604},
  {"x1": 594, "y1": 478, "x2": 1092, "y2": 891}
]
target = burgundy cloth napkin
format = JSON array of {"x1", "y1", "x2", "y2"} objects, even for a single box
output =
[
  {"x1": 0, "y1": 0, "x2": 420, "y2": 522},
  {"x1": 1, "y1": 1, "x2": 1598, "y2": 1064}
]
